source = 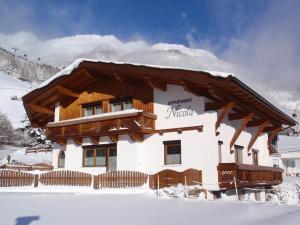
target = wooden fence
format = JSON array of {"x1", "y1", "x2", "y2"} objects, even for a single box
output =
[
  {"x1": 0, "y1": 169, "x2": 35, "y2": 187},
  {"x1": 0, "y1": 169, "x2": 202, "y2": 189},
  {"x1": 95, "y1": 171, "x2": 148, "y2": 189},
  {"x1": 149, "y1": 169, "x2": 202, "y2": 189},
  {"x1": 39, "y1": 170, "x2": 92, "y2": 186}
]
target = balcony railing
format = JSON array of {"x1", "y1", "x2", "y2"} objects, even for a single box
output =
[
  {"x1": 46, "y1": 110, "x2": 156, "y2": 141},
  {"x1": 217, "y1": 163, "x2": 283, "y2": 189}
]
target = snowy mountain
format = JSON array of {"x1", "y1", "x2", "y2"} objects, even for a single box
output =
[
  {"x1": 0, "y1": 46, "x2": 59, "y2": 82},
  {"x1": 0, "y1": 32, "x2": 300, "y2": 130}
]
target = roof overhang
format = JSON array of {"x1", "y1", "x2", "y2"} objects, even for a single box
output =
[{"x1": 22, "y1": 60, "x2": 297, "y2": 128}]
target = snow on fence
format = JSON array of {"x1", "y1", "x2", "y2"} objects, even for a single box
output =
[
  {"x1": 0, "y1": 162, "x2": 53, "y2": 171},
  {"x1": 94, "y1": 171, "x2": 148, "y2": 189},
  {"x1": 39, "y1": 170, "x2": 92, "y2": 186},
  {"x1": 0, "y1": 169, "x2": 35, "y2": 187},
  {"x1": 149, "y1": 169, "x2": 202, "y2": 189}
]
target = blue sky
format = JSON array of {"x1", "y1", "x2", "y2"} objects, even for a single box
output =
[
  {"x1": 1, "y1": 0, "x2": 300, "y2": 90},
  {"x1": 0, "y1": 0, "x2": 271, "y2": 52}
]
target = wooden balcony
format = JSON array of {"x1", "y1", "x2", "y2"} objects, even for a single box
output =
[
  {"x1": 217, "y1": 163, "x2": 283, "y2": 189},
  {"x1": 46, "y1": 110, "x2": 156, "y2": 143}
]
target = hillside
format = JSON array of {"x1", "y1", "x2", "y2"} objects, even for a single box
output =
[{"x1": 0, "y1": 71, "x2": 30, "y2": 128}]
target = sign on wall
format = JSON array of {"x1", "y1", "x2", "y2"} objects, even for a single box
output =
[{"x1": 165, "y1": 98, "x2": 195, "y2": 119}]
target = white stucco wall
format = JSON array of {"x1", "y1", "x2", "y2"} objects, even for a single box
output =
[{"x1": 52, "y1": 83, "x2": 274, "y2": 191}]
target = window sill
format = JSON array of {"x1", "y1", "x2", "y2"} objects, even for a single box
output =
[{"x1": 162, "y1": 164, "x2": 182, "y2": 167}]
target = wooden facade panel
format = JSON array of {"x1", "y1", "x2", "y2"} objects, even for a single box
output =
[{"x1": 60, "y1": 79, "x2": 153, "y2": 121}]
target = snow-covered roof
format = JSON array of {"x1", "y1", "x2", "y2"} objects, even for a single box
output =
[{"x1": 34, "y1": 58, "x2": 234, "y2": 92}]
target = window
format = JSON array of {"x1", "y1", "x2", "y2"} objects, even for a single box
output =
[
  {"x1": 234, "y1": 145, "x2": 243, "y2": 164},
  {"x1": 82, "y1": 102, "x2": 102, "y2": 117},
  {"x1": 252, "y1": 150, "x2": 259, "y2": 166},
  {"x1": 273, "y1": 158, "x2": 280, "y2": 168},
  {"x1": 110, "y1": 97, "x2": 133, "y2": 112},
  {"x1": 58, "y1": 151, "x2": 65, "y2": 168},
  {"x1": 82, "y1": 144, "x2": 117, "y2": 171},
  {"x1": 218, "y1": 141, "x2": 223, "y2": 163},
  {"x1": 163, "y1": 140, "x2": 181, "y2": 165}
]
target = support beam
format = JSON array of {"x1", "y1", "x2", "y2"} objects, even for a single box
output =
[
  {"x1": 247, "y1": 119, "x2": 267, "y2": 127},
  {"x1": 129, "y1": 133, "x2": 144, "y2": 142},
  {"x1": 247, "y1": 121, "x2": 269, "y2": 151},
  {"x1": 215, "y1": 102, "x2": 234, "y2": 130},
  {"x1": 230, "y1": 113, "x2": 254, "y2": 149},
  {"x1": 57, "y1": 86, "x2": 79, "y2": 98},
  {"x1": 73, "y1": 138, "x2": 82, "y2": 145},
  {"x1": 209, "y1": 86, "x2": 280, "y2": 127},
  {"x1": 228, "y1": 112, "x2": 248, "y2": 121},
  {"x1": 181, "y1": 81, "x2": 209, "y2": 97},
  {"x1": 263, "y1": 126, "x2": 281, "y2": 132},
  {"x1": 268, "y1": 127, "x2": 282, "y2": 145},
  {"x1": 28, "y1": 103, "x2": 54, "y2": 115},
  {"x1": 205, "y1": 101, "x2": 231, "y2": 111},
  {"x1": 90, "y1": 137, "x2": 99, "y2": 145},
  {"x1": 145, "y1": 76, "x2": 167, "y2": 91},
  {"x1": 108, "y1": 134, "x2": 118, "y2": 143}
]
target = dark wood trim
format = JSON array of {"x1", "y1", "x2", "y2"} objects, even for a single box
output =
[
  {"x1": 247, "y1": 121, "x2": 269, "y2": 151},
  {"x1": 28, "y1": 103, "x2": 54, "y2": 115},
  {"x1": 205, "y1": 101, "x2": 231, "y2": 111},
  {"x1": 129, "y1": 132, "x2": 144, "y2": 142},
  {"x1": 230, "y1": 113, "x2": 254, "y2": 149},
  {"x1": 108, "y1": 134, "x2": 118, "y2": 143},
  {"x1": 215, "y1": 102, "x2": 234, "y2": 130},
  {"x1": 157, "y1": 125, "x2": 203, "y2": 135},
  {"x1": 57, "y1": 86, "x2": 79, "y2": 98},
  {"x1": 56, "y1": 139, "x2": 66, "y2": 146},
  {"x1": 145, "y1": 76, "x2": 167, "y2": 91}
]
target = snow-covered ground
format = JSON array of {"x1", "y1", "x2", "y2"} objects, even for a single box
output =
[
  {"x1": 0, "y1": 145, "x2": 52, "y2": 165},
  {"x1": 0, "y1": 72, "x2": 31, "y2": 128},
  {"x1": 0, "y1": 192, "x2": 299, "y2": 225}
]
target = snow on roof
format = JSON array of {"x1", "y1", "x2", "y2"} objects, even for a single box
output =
[{"x1": 33, "y1": 58, "x2": 234, "y2": 92}]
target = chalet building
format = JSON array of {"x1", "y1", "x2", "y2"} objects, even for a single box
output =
[{"x1": 22, "y1": 60, "x2": 296, "y2": 199}]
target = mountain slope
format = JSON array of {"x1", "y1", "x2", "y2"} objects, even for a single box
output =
[{"x1": 0, "y1": 71, "x2": 30, "y2": 128}]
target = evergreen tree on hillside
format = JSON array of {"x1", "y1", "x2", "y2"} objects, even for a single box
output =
[{"x1": 0, "y1": 112, "x2": 13, "y2": 144}]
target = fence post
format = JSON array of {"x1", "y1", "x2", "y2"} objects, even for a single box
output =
[
  {"x1": 34, "y1": 174, "x2": 39, "y2": 188},
  {"x1": 93, "y1": 175, "x2": 99, "y2": 190}
]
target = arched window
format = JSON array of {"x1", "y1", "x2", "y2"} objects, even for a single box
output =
[{"x1": 58, "y1": 151, "x2": 65, "y2": 168}]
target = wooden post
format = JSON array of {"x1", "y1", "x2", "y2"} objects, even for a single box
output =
[
  {"x1": 93, "y1": 175, "x2": 99, "y2": 190},
  {"x1": 157, "y1": 175, "x2": 160, "y2": 197},
  {"x1": 34, "y1": 174, "x2": 39, "y2": 188},
  {"x1": 184, "y1": 175, "x2": 188, "y2": 198},
  {"x1": 233, "y1": 176, "x2": 238, "y2": 201}
]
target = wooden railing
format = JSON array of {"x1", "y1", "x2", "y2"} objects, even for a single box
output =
[
  {"x1": 217, "y1": 163, "x2": 283, "y2": 189},
  {"x1": 149, "y1": 169, "x2": 202, "y2": 189},
  {"x1": 46, "y1": 112, "x2": 156, "y2": 141}
]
